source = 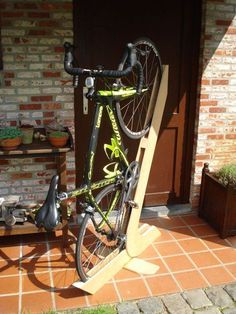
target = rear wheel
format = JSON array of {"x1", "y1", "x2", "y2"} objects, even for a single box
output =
[
  {"x1": 75, "y1": 184, "x2": 128, "y2": 281},
  {"x1": 116, "y1": 38, "x2": 163, "y2": 139}
]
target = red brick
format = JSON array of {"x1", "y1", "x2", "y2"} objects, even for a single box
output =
[
  {"x1": 216, "y1": 20, "x2": 232, "y2": 26},
  {"x1": 14, "y1": 3, "x2": 38, "y2": 9},
  {"x1": 0, "y1": 160, "x2": 9, "y2": 165},
  {"x1": 11, "y1": 173, "x2": 32, "y2": 180},
  {"x1": 2, "y1": 12, "x2": 24, "y2": 18},
  {"x1": 38, "y1": 21, "x2": 59, "y2": 27},
  {"x1": 4, "y1": 80, "x2": 11, "y2": 87},
  {"x1": 227, "y1": 27, "x2": 236, "y2": 34},
  {"x1": 42, "y1": 103, "x2": 62, "y2": 110},
  {"x1": 34, "y1": 157, "x2": 55, "y2": 163},
  {"x1": 199, "y1": 128, "x2": 216, "y2": 134},
  {"x1": 43, "y1": 112, "x2": 54, "y2": 118},
  {"x1": 4, "y1": 72, "x2": 15, "y2": 78},
  {"x1": 201, "y1": 79, "x2": 210, "y2": 85},
  {"x1": 207, "y1": 134, "x2": 224, "y2": 140},
  {"x1": 196, "y1": 154, "x2": 211, "y2": 160},
  {"x1": 46, "y1": 164, "x2": 57, "y2": 170},
  {"x1": 28, "y1": 30, "x2": 50, "y2": 36},
  {"x1": 212, "y1": 79, "x2": 229, "y2": 85},
  {"x1": 200, "y1": 101, "x2": 218, "y2": 106},
  {"x1": 54, "y1": 47, "x2": 64, "y2": 53},
  {"x1": 225, "y1": 134, "x2": 236, "y2": 139},
  {"x1": 31, "y1": 96, "x2": 53, "y2": 102},
  {"x1": 209, "y1": 107, "x2": 226, "y2": 113},
  {"x1": 28, "y1": 12, "x2": 50, "y2": 18},
  {"x1": 20, "y1": 104, "x2": 42, "y2": 110},
  {"x1": 43, "y1": 72, "x2": 61, "y2": 78}
]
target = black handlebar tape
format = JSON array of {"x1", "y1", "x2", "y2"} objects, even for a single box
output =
[{"x1": 136, "y1": 61, "x2": 144, "y2": 94}]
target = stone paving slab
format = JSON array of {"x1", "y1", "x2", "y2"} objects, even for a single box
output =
[{"x1": 115, "y1": 284, "x2": 236, "y2": 314}]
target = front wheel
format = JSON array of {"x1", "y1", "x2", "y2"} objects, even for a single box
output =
[
  {"x1": 116, "y1": 38, "x2": 163, "y2": 139},
  {"x1": 75, "y1": 184, "x2": 128, "y2": 282}
]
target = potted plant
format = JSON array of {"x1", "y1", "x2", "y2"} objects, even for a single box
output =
[
  {"x1": 20, "y1": 123, "x2": 34, "y2": 144},
  {"x1": 48, "y1": 131, "x2": 69, "y2": 148},
  {"x1": 0, "y1": 127, "x2": 22, "y2": 150},
  {"x1": 199, "y1": 162, "x2": 236, "y2": 238}
]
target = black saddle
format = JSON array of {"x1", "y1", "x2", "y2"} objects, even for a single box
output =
[{"x1": 35, "y1": 175, "x2": 60, "y2": 231}]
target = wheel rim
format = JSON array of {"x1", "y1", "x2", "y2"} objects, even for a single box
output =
[
  {"x1": 117, "y1": 38, "x2": 162, "y2": 138},
  {"x1": 77, "y1": 185, "x2": 126, "y2": 280}
]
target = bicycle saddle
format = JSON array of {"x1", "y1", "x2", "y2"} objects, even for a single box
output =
[{"x1": 35, "y1": 175, "x2": 60, "y2": 231}]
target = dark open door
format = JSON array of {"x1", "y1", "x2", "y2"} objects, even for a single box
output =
[{"x1": 73, "y1": 0, "x2": 201, "y2": 206}]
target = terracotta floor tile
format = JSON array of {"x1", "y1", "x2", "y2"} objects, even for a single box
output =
[
  {"x1": 22, "y1": 242, "x2": 48, "y2": 258},
  {"x1": 155, "y1": 241, "x2": 183, "y2": 257},
  {"x1": 213, "y1": 248, "x2": 236, "y2": 264},
  {"x1": 145, "y1": 258, "x2": 169, "y2": 275},
  {"x1": 20, "y1": 256, "x2": 49, "y2": 274},
  {"x1": 0, "y1": 245, "x2": 20, "y2": 260},
  {"x1": 48, "y1": 241, "x2": 74, "y2": 256},
  {"x1": 145, "y1": 274, "x2": 180, "y2": 295},
  {"x1": 200, "y1": 266, "x2": 235, "y2": 285},
  {"x1": 54, "y1": 287, "x2": 87, "y2": 310},
  {"x1": 225, "y1": 263, "x2": 236, "y2": 278},
  {"x1": 174, "y1": 270, "x2": 208, "y2": 290},
  {"x1": 87, "y1": 282, "x2": 120, "y2": 306},
  {"x1": 116, "y1": 278, "x2": 150, "y2": 300},
  {"x1": 0, "y1": 295, "x2": 19, "y2": 314},
  {"x1": 140, "y1": 218, "x2": 163, "y2": 228},
  {"x1": 202, "y1": 236, "x2": 231, "y2": 250},
  {"x1": 49, "y1": 253, "x2": 75, "y2": 271},
  {"x1": 0, "y1": 275, "x2": 19, "y2": 294},
  {"x1": 159, "y1": 216, "x2": 186, "y2": 229},
  {"x1": 139, "y1": 245, "x2": 158, "y2": 259},
  {"x1": 170, "y1": 227, "x2": 195, "y2": 240},
  {"x1": 52, "y1": 269, "x2": 79, "y2": 289},
  {"x1": 181, "y1": 215, "x2": 206, "y2": 226},
  {"x1": 114, "y1": 268, "x2": 142, "y2": 281},
  {"x1": 164, "y1": 255, "x2": 195, "y2": 272},
  {"x1": 190, "y1": 225, "x2": 218, "y2": 237},
  {"x1": 178, "y1": 238, "x2": 207, "y2": 253},
  {"x1": 0, "y1": 259, "x2": 20, "y2": 276},
  {"x1": 22, "y1": 272, "x2": 51, "y2": 292},
  {"x1": 154, "y1": 228, "x2": 173, "y2": 242},
  {"x1": 189, "y1": 251, "x2": 221, "y2": 268},
  {"x1": 21, "y1": 291, "x2": 53, "y2": 313}
]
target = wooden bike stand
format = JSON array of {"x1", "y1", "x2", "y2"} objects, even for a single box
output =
[{"x1": 73, "y1": 65, "x2": 169, "y2": 294}]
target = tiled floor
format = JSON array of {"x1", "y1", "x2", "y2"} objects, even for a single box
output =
[{"x1": 0, "y1": 213, "x2": 236, "y2": 313}]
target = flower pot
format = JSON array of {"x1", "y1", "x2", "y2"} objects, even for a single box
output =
[
  {"x1": 20, "y1": 125, "x2": 34, "y2": 144},
  {"x1": 0, "y1": 137, "x2": 22, "y2": 150},
  {"x1": 199, "y1": 163, "x2": 236, "y2": 238},
  {"x1": 48, "y1": 133, "x2": 69, "y2": 148}
]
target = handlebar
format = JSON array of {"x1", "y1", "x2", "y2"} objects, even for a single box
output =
[{"x1": 63, "y1": 42, "x2": 143, "y2": 94}]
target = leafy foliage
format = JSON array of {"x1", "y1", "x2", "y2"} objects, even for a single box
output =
[
  {"x1": 49, "y1": 131, "x2": 69, "y2": 138},
  {"x1": 0, "y1": 127, "x2": 22, "y2": 139},
  {"x1": 215, "y1": 164, "x2": 236, "y2": 187}
]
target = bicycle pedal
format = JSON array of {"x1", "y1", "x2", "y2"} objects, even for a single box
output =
[{"x1": 128, "y1": 200, "x2": 138, "y2": 208}]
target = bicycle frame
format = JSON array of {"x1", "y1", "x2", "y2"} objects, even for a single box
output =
[{"x1": 60, "y1": 87, "x2": 137, "y2": 229}]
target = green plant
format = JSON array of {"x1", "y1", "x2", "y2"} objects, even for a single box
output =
[
  {"x1": 0, "y1": 127, "x2": 22, "y2": 139},
  {"x1": 49, "y1": 131, "x2": 68, "y2": 138},
  {"x1": 215, "y1": 163, "x2": 236, "y2": 187}
]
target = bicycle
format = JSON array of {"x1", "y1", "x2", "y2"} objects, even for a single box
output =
[{"x1": 35, "y1": 38, "x2": 162, "y2": 282}]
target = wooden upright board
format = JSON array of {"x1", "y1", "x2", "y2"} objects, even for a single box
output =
[{"x1": 73, "y1": 66, "x2": 169, "y2": 294}]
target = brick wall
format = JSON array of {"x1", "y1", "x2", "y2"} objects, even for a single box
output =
[
  {"x1": 0, "y1": 0, "x2": 75, "y2": 203},
  {"x1": 191, "y1": 0, "x2": 236, "y2": 208}
]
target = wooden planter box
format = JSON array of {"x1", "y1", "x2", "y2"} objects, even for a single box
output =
[{"x1": 199, "y1": 163, "x2": 236, "y2": 238}]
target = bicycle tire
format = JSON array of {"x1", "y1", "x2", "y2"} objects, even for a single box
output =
[
  {"x1": 116, "y1": 38, "x2": 163, "y2": 139},
  {"x1": 75, "y1": 184, "x2": 127, "y2": 281}
]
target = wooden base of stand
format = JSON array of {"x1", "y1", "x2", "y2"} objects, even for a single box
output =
[{"x1": 73, "y1": 66, "x2": 169, "y2": 294}]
